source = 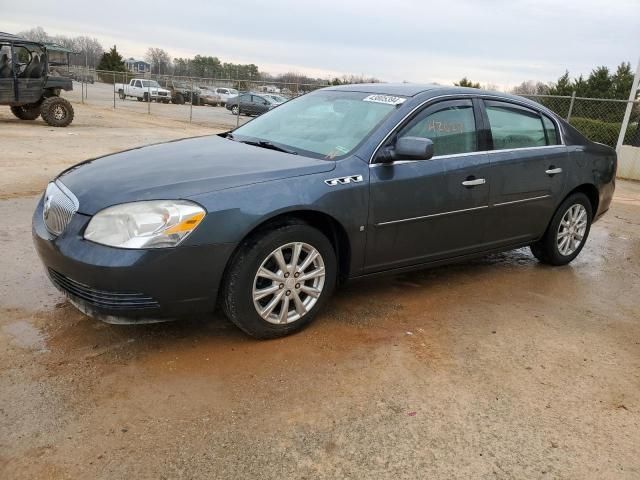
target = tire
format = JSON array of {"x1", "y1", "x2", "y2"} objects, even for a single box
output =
[
  {"x1": 222, "y1": 222, "x2": 337, "y2": 339},
  {"x1": 118, "y1": 90, "x2": 126, "y2": 100},
  {"x1": 40, "y1": 97, "x2": 74, "y2": 127},
  {"x1": 172, "y1": 93, "x2": 185, "y2": 105},
  {"x1": 530, "y1": 192, "x2": 592, "y2": 266},
  {"x1": 231, "y1": 105, "x2": 239, "y2": 115},
  {"x1": 143, "y1": 92, "x2": 149, "y2": 102},
  {"x1": 10, "y1": 104, "x2": 41, "y2": 121},
  {"x1": 137, "y1": 97, "x2": 143, "y2": 102}
]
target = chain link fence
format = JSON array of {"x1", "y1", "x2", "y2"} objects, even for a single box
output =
[
  {"x1": 522, "y1": 94, "x2": 639, "y2": 149},
  {"x1": 64, "y1": 66, "x2": 639, "y2": 152},
  {"x1": 64, "y1": 66, "x2": 329, "y2": 130}
]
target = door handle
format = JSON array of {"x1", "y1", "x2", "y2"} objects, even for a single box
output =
[
  {"x1": 545, "y1": 167, "x2": 563, "y2": 175},
  {"x1": 462, "y1": 178, "x2": 486, "y2": 187}
]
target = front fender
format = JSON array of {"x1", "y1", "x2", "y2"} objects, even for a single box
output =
[{"x1": 185, "y1": 156, "x2": 370, "y2": 276}]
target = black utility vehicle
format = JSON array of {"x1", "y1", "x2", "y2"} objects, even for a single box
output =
[
  {"x1": 33, "y1": 84, "x2": 616, "y2": 338},
  {"x1": 0, "y1": 32, "x2": 74, "y2": 127}
]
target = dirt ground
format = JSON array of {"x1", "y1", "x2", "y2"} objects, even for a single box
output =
[{"x1": 1, "y1": 102, "x2": 639, "y2": 479}]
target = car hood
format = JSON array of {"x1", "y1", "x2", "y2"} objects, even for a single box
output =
[{"x1": 57, "y1": 135, "x2": 335, "y2": 215}]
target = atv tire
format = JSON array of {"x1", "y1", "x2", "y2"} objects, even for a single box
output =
[
  {"x1": 41, "y1": 97, "x2": 74, "y2": 127},
  {"x1": 10, "y1": 104, "x2": 41, "y2": 121}
]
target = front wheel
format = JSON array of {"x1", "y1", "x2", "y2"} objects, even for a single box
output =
[
  {"x1": 530, "y1": 192, "x2": 592, "y2": 266},
  {"x1": 41, "y1": 97, "x2": 74, "y2": 127},
  {"x1": 231, "y1": 105, "x2": 239, "y2": 115},
  {"x1": 222, "y1": 222, "x2": 337, "y2": 339}
]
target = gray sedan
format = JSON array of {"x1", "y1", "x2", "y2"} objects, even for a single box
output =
[{"x1": 33, "y1": 84, "x2": 616, "y2": 338}]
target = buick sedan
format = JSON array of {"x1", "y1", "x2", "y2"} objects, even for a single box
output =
[{"x1": 33, "y1": 84, "x2": 616, "y2": 338}]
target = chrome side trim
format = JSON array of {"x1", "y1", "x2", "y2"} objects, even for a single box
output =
[
  {"x1": 493, "y1": 194, "x2": 551, "y2": 207},
  {"x1": 369, "y1": 150, "x2": 481, "y2": 167},
  {"x1": 368, "y1": 93, "x2": 565, "y2": 164},
  {"x1": 375, "y1": 205, "x2": 488, "y2": 227}
]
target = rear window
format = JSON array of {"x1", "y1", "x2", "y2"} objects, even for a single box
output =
[{"x1": 485, "y1": 101, "x2": 546, "y2": 150}]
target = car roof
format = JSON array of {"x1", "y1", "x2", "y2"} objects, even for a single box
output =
[
  {"x1": 0, "y1": 31, "x2": 40, "y2": 44},
  {"x1": 325, "y1": 82, "x2": 519, "y2": 99}
]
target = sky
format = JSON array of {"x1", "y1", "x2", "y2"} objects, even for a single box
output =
[{"x1": 1, "y1": 0, "x2": 639, "y2": 89}]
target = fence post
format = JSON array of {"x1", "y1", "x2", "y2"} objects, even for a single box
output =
[
  {"x1": 189, "y1": 77, "x2": 194, "y2": 123},
  {"x1": 147, "y1": 80, "x2": 151, "y2": 115},
  {"x1": 112, "y1": 71, "x2": 116, "y2": 109},
  {"x1": 236, "y1": 83, "x2": 240, "y2": 128},
  {"x1": 566, "y1": 91, "x2": 576, "y2": 122},
  {"x1": 616, "y1": 57, "x2": 640, "y2": 153}
]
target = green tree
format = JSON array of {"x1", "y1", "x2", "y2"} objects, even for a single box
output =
[
  {"x1": 97, "y1": 45, "x2": 126, "y2": 72},
  {"x1": 454, "y1": 77, "x2": 481, "y2": 88},
  {"x1": 611, "y1": 62, "x2": 634, "y2": 99}
]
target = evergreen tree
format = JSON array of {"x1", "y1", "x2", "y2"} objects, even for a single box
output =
[
  {"x1": 97, "y1": 45, "x2": 126, "y2": 72},
  {"x1": 454, "y1": 77, "x2": 481, "y2": 88}
]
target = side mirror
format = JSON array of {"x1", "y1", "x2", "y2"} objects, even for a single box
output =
[
  {"x1": 395, "y1": 137, "x2": 434, "y2": 160},
  {"x1": 377, "y1": 137, "x2": 434, "y2": 163}
]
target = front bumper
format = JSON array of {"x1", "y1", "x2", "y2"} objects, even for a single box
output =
[{"x1": 32, "y1": 197, "x2": 234, "y2": 323}]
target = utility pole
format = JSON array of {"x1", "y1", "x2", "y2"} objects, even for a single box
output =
[{"x1": 616, "y1": 57, "x2": 640, "y2": 153}]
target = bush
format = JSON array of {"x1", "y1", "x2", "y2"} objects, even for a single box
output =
[{"x1": 569, "y1": 117, "x2": 637, "y2": 148}]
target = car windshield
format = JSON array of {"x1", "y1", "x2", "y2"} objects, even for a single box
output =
[
  {"x1": 231, "y1": 90, "x2": 400, "y2": 159},
  {"x1": 141, "y1": 80, "x2": 160, "y2": 88}
]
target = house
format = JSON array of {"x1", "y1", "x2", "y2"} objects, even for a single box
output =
[{"x1": 124, "y1": 57, "x2": 150, "y2": 74}]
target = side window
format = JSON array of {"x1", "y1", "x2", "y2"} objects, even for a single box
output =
[
  {"x1": 542, "y1": 115, "x2": 559, "y2": 145},
  {"x1": 398, "y1": 100, "x2": 477, "y2": 156},
  {"x1": 0, "y1": 44, "x2": 12, "y2": 78},
  {"x1": 13, "y1": 45, "x2": 32, "y2": 76},
  {"x1": 485, "y1": 101, "x2": 546, "y2": 150},
  {"x1": 134, "y1": 80, "x2": 141, "y2": 88}
]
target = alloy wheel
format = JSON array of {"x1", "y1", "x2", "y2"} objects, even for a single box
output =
[
  {"x1": 252, "y1": 242, "x2": 326, "y2": 325},
  {"x1": 557, "y1": 204, "x2": 588, "y2": 256}
]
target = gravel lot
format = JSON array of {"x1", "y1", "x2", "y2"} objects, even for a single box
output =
[
  {"x1": 66, "y1": 80, "x2": 248, "y2": 130},
  {"x1": 1, "y1": 100, "x2": 639, "y2": 479}
]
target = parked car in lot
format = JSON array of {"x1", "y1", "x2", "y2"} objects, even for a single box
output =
[
  {"x1": 115, "y1": 79, "x2": 171, "y2": 102},
  {"x1": 198, "y1": 87, "x2": 222, "y2": 106},
  {"x1": 264, "y1": 93, "x2": 288, "y2": 105},
  {"x1": 214, "y1": 87, "x2": 238, "y2": 105},
  {"x1": 225, "y1": 93, "x2": 278, "y2": 116},
  {"x1": 33, "y1": 84, "x2": 616, "y2": 338}
]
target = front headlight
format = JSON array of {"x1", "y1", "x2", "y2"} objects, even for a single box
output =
[{"x1": 84, "y1": 200, "x2": 205, "y2": 249}]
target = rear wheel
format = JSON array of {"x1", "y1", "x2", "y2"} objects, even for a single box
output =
[
  {"x1": 231, "y1": 105, "x2": 239, "y2": 115},
  {"x1": 222, "y1": 222, "x2": 337, "y2": 339},
  {"x1": 41, "y1": 97, "x2": 74, "y2": 127},
  {"x1": 10, "y1": 104, "x2": 41, "y2": 120},
  {"x1": 137, "y1": 97, "x2": 143, "y2": 102},
  {"x1": 118, "y1": 90, "x2": 126, "y2": 100},
  {"x1": 530, "y1": 192, "x2": 592, "y2": 266},
  {"x1": 143, "y1": 92, "x2": 149, "y2": 102}
]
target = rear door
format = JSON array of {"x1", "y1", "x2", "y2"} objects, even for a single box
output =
[
  {"x1": 0, "y1": 43, "x2": 15, "y2": 102},
  {"x1": 481, "y1": 99, "x2": 567, "y2": 246},
  {"x1": 366, "y1": 98, "x2": 491, "y2": 272}
]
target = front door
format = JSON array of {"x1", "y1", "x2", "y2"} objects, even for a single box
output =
[
  {"x1": 0, "y1": 43, "x2": 15, "y2": 102},
  {"x1": 481, "y1": 100, "x2": 568, "y2": 246},
  {"x1": 14, "y1": 43, "x2": 46, "y2": 104},
  {"x1": 365, "y1": 98, "x2": 491, "y2": 273}
]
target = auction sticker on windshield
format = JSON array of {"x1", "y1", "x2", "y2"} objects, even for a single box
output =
[{"x1": 363, "y1": 94, "x2": 406, "y2": 105}]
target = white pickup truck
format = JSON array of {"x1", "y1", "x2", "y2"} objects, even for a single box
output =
[{"x1": 116, "y1": 79, "x2": 172, "y2": 103}]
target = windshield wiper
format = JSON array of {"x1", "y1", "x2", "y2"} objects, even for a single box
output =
[{"x1": 241, "y1": 140, "x2": 298, "y2": 155}]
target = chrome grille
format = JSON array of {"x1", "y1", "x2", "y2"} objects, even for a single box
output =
[{"x1": 43, "y1": 181, "x2": 79, "y2": 236}]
